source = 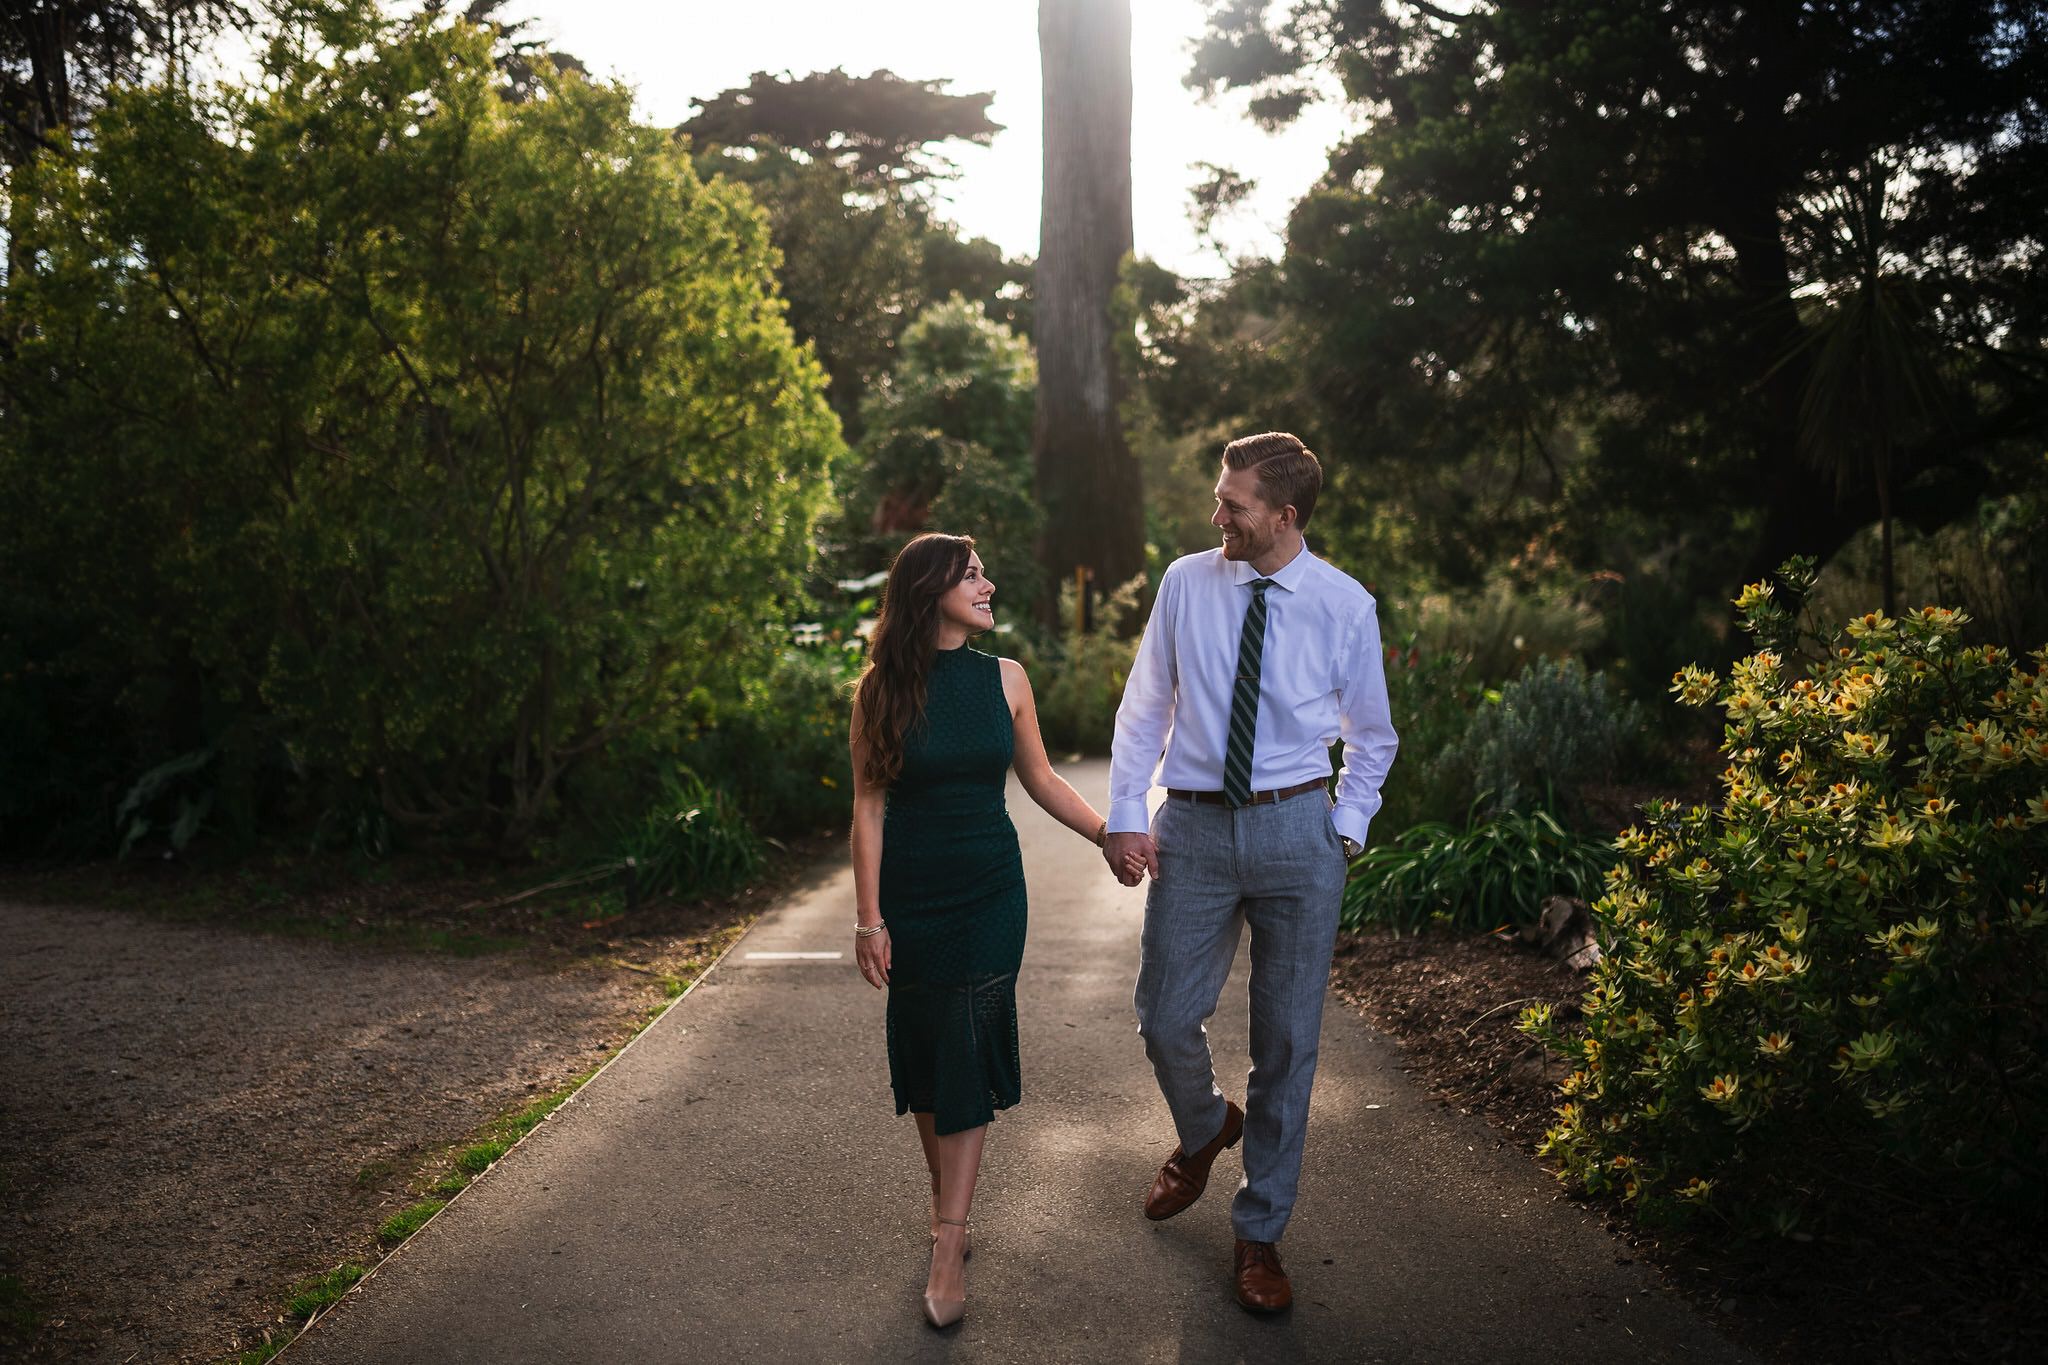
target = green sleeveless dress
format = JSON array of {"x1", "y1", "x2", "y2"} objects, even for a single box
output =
[{"x1": 881, "y1": 644, "x2": 1027, "y2": 1135}]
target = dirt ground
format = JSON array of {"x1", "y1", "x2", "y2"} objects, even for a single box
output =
[
  {"x1": 1328, "y1": 927, "x2": 2048, "y2": 1365},
  {"x1": 0, "y1": 842, "x2": 836, "y2": 1364}
]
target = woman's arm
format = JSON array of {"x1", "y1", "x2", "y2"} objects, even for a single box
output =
[
  {"x1": 849, "y1": 692, "x2": 890, "y2": 988},
  {"x1": 1001, "y1": 657, "x2": 1109, "y2": 845}
]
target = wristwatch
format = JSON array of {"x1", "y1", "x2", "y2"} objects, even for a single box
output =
[{"x1": 1339, "y1": 835, "x2": 1362, "y2": 860}]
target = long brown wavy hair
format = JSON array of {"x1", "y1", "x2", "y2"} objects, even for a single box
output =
[{"x1": 852, "y1": 532, "x2": 976, "y2": 788}]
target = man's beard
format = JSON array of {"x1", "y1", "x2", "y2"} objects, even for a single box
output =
[{"x1": 1222, "y1": 525, "x2": 1273, "y2": 562}]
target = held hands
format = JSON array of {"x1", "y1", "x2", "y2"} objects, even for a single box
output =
[
  {"x1": 854, "y1": 923, "x2": 891, "y2": 988},
  {"x1": 1103, "y1": 830, "x2": 1158, "y2": 888}
]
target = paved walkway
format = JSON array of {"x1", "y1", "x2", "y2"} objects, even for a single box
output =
[{"x1": 288, "y1": 761, "x2": 1752, "y2": 1364}]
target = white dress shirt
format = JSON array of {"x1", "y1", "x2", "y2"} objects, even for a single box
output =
[{"x1": 1108, "y1": 542, "x2": 1399, "y2": 847}]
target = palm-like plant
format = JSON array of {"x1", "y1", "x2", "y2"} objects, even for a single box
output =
[{"x1": 1779, "y1": 155, "x2": 1949, "y2": 615}]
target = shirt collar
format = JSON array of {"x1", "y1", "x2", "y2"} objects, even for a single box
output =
[{"x1": 1231, "y1": 539, "x2": 1313, "y2": 592}]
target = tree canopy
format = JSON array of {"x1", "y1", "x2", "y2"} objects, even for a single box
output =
[
  {"x1": 679, "y1": 67, "x2": 1002, "y2": 189},
  {"x1": 1185, "y1": 0, "x2": 2048, "y2": 595},
  {"x1": 678, "y1": 68, "x2": 1028, "y2": 445}
]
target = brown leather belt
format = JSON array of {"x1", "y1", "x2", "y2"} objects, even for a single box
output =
[{"x1": 1166, "y1": 778, "x2": 1326, "y2": 807}]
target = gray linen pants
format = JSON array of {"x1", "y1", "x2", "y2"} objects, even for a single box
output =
[{"x1": 1134, "y1": 788, "x2": 1349, "y2": 1243}]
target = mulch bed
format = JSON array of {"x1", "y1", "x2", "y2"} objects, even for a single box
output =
[{"x1": 1328, "y1": 928, "x2": 2048, "y2": 1365}]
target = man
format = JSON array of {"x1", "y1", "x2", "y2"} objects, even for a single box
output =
[{"x1": 1103, "y1": 431, "x2": 1397, "y2": 1313}]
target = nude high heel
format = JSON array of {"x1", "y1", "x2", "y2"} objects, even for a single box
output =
[{"x1": 923, "y1": 1215, "x2": 968, "y2": 1328}]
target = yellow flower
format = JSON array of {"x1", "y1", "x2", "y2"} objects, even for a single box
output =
[
  {"x1": 1757, "y1": 1031, "x2": 1794, "y2": 1058},
  {"x1": 1671, "y1": 664, "x2": 1719, "y2": 707},
  {"x1": 1700, "y1": 1074, "x2": 1741, "y2": 1103}
]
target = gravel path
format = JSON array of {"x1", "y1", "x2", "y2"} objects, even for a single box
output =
[{"x1": 0, "y1": 900, "x2": 666, "y2": 1363}]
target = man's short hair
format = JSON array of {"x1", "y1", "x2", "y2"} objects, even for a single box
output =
[{"x1": 1222, "y1": 431, "x2": 1322, "y2": 530}]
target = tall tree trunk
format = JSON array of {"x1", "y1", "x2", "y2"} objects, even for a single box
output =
[{"x1": 1034, "y1": 0, "x2": 1143, "y2": 619}]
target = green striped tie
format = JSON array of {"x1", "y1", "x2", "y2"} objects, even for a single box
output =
[{"x1": 1223, "y1": 578, "x2": 1276, "y2": 807}]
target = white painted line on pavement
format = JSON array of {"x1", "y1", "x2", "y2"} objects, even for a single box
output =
[{"x1": 743, "y1": 951, "x2": 844, "y2": 960}]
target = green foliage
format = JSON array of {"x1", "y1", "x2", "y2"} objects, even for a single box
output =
[
  {"x1": 678, "y1": 644, "x2": 859, "y2": 837},
  {"x1": 612, "y1": 768, "x2": 765, "y2": 901},
  {"x1": 685, "y1": 78, "x2": 1029, "y2": 442},
  {"x1": 1408, "y1": 572, "x2": 1603, "y2": 682},
  {"x1": 113, "y1": 748, "x2": 216, "y2": 857},
  {"x1": 679, "y1": 67, "x2": 1001, "y2": 188},
  {"x1": 846, "y1": 295, "x2": 1043, "y2": 603},
  {"x1": 1370, "y1": 641, "x2": 1485, "y2": 837},
  {"x1": 1521, "y1": 562, "x2": 2048, "y2": 1229},
  {"x1": 1186, "y1": 1, "x2": 2048, "y2": 596},
  {"x1": 926, "y1": 445, "x2": 1043, "y2": 609},
  {"x1": 0, "y1": 7, "x2": 842, "y2": 853},
  {"x1": 1434, "y1": 657, "x2": 1644, "y2": 821},
  {"x1": 1342, "y1": 808, "x2": 1618, "y2": 936},
  {"x1": 1016, "y1": 576, "x2": 1148, "y2": 756}
]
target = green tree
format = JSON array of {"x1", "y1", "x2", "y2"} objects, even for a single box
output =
[
  {"x1": 1778, "y1": 154, "x2": 1950, "y2": 617},
  {"x1": 1188, "y1": 0, "x2": 2048, "y2": 592},
  {"x1": 0, "y1": 4, "x2": 842, "y2": 851},
  {"x1": 679, "y1": 69, "x2": 1027, "y2": 441},
  {"x1": 850, "y1": 295, "x2": 1043, "y2": 608}
]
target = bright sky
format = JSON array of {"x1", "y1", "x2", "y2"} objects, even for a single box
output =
[{"x1": 504, "y1": 0, "x2": 1357, "y2": 277}]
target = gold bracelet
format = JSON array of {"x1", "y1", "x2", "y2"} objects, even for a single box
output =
[
  {"x1": 854, "y1": 921, "x2": 885, "y2": 937},
  {"x1": 1094, "y1": 820, "x2": 1107, "y2": 847}
]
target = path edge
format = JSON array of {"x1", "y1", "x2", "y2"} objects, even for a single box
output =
[{"x1": 272, "y1": 905, "x2": 774, "y2": 1361}]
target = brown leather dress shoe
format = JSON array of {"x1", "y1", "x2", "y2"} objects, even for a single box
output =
[
  {"x1": 1233, "y1": 1238, "x2": 1293, "y2": 1313},
  {"x1": 1143, "y1": 1099, "x2": 1245, "y2": 1220}
]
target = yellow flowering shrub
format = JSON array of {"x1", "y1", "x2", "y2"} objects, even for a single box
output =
[{"x1": 1521, "y1": 558, "x2": 2048, "y2": 1230}]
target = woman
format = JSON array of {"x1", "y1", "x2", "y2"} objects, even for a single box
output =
[{"x1": 849, "y1": 533, "x2": 1124, "y2": 1328}]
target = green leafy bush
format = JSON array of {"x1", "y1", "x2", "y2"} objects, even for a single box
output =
[
  {"x1": 1410, "y1": 570, "x2": 1602, "y2": 681},
  {"x1": 1521, "y1": 561, "x2": 2048, "y2": 1230},
  {"x1": 680, "y1": 643, "x2": 859, "y2": 837},
  {"x1": 1370, "y1": 640, "x2": 1485, "y2": 835},
  {"x1": 1434, "y1": 656, "x2": 1645, "y2": 820},
  {"x1": 613, "y1": 768, "x2": 764, "y2": 900},
  {"x1": 0, "y1": 9, "x2": 841, "y2": 853},
  {"x1": 1021, "y1": 576, "x2": 1147, "y2": 755},
  {"x1": 1342, "y1": 808, "x2": 1617, "y2": 935}
]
